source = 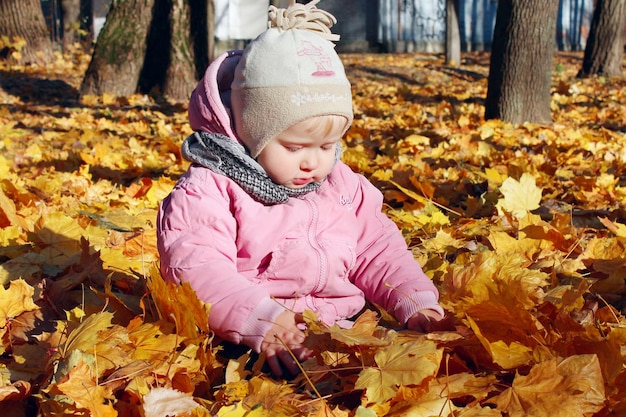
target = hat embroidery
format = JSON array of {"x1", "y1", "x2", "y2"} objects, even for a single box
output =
[
  {"x1": 297, "y1": 40, "x2": 335, "y2": 77},
  {"x1": 290, "y1": 90, "x2": 349, "y2": 106}
]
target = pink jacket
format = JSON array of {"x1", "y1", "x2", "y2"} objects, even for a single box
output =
[{"x1": 157, "y1": 51, "x2": 442, "y2": 352}]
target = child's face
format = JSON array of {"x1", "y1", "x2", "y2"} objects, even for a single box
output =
[{"x1": 256, "y1": 116, "x2": 346, "y2": 189}]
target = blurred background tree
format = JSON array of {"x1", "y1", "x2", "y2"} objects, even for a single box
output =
[
  {"x1": 484, "y1": 0, "x2": 560, "y2": 125},
  {"x1": 0, "y1": 0, "x2": 56, "y2": 65},
  {"x1": 578, "y1": 0, "x2": 625, "y2": 77}
]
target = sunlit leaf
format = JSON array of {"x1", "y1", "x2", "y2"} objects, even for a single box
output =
[
  {"x1": 0, "y1": 279, "x2": 38, "y2": 321},
  {"x1": 55, "y1": 360, "x2": 118, "y2": 416},
  {"x1": 3, "y1": 46, "x2": 626, "y2": 415},
  {"x1": 143, "y1": 387, "x2": 202, "y2": 417},
  {"x1": 492, "y1": 355, "x2": 605, "y2": 417},
  {"x1": 59, "y1": 311, "x2": 114, "y2": 358},
  {"x1": 496, "y1": 173, "x2": 542, "y2": 218},
  {"x1": 355, "y1": 339, "x2": 442, "y2": 404},
  {"x1": 147, "y1": 264, "x2": 210, "y2": 342}
]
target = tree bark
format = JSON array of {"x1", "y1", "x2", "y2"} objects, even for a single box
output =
[
  {"x1": 445, "y1": 0, "x2": 461, "y2": 66},
  {"x1": 163, "y1": 0, "x2": 197, "y2": 101},
  {"x1": 80, "y1": 0, "x2": 155, "y2": 97},
  {"x1": 207, "y1": 0, "x2": 215, "y2": 64},
  {"x1": 485, "y1": 0, "x2": 559, "y2": 125},
  {"x1": 0, "y1": 0, "x2": 56, "y2": 65},
  {"x1": 61, "y1": 0, "x2": 81, "y2": 51},
  {"x1": 80, "y1": 0, "x2": 215, "y2": 100},
  {"x1": 578, "y1": 0, "x2": 625, "y2": 78}
]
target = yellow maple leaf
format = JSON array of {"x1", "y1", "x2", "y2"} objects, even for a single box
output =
[
  {"x1": 220, "y1": 380, "x2": 249, "y2": 402},
  {"x1": 432, "y1": 372, "x2": 497, "y2": 402},
  {"x1": 101, "y1": 92, "x2": 117, "y2": 105},
  {"x1": 444, "y1": 251, "x2": 549, "y2": 310},
  {"x1": 327, "y1": 309, "x2": 389, "y2": 347},
  {"x1": 89, "y1": 325, "x2": 134, "y2": 378},
  {"x1": 31, "y1": 212, "x2": 84, "y2": 265},
  {"x1": 0, "y1": 226, "x2": 22, "y2": 251},
  {"x1": 0, "y1": 279, "x2": 38, "y2": 321},
  {"x1": 147, "y1": 264, "x2": 210, "y2": 342},
  {"x1": 482, "y1": 167, "x2": 504, "y2": 188},
  {"x1": 469, "y1": 317, "x2": 534, "y2": 370},
  {"x1": 24, "y1": 143, "x2": 43, "y2": 163},
  {"x1": 145, "y1": 176, "x2": 177, "y2": 207},
  {"x1": 55, "y1": 360, "x2": 117, "y2": 417},
  {"x1": 421, "y1": 229, "x2": 465, "y2": 254},
  {"x1": 152, "y1": 342, "x2": 201, "y2": 383},
  {"x1": 59, "y1": 311, "x2": 114, "y2": 359},
  {"x1": 496, "y1": 173, "x2": 542, "y2": 218},
  {"x1": 0, "y1": 186, "x2": 20, "y2": 228},
  {"x1": 388, "y1": 180, "x2": 429, "y2": 205},
  {"x1": 492, "y1": 355, "x2": 605, "y2": 417},
  {"x1": 241, "y1": 376, "x2": 297, "y2": 413},
  {"x1": 0, "y1": 252, "x2": 45, "y2": 285},
  {"x1": 216, "y1": 401, "x2": 271, "y2": 417},
  {"x1": 127, "y1": 319, "x2": 179, "y2": 362},
  {"x1": 598, "y1": 217, "x2": 626, "y2": 238},
  {"x1": 355, "y1": 339, "x2": 443, "y2": 404},
  {"x1": 0, "y1": 279, "x2": 39, "y2": 355}
]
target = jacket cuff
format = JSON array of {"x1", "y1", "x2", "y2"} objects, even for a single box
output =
[
  {"x1": 239, "y1": 298, "x2": 286, "y2": 352},
  {"x1": 393, "y1": 291, "x2": 445, "y2": 325}
]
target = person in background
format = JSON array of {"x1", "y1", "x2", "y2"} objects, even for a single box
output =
[{"x1": 157, "y1": 0, "x2": 445, "y2": 378}]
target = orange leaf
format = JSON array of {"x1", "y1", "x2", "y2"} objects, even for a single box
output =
[
  {"x1": 492, "y1": 355, "x2": 605, "y2": 417},
  {"x1": 56, "y1": 360, "x2": 117, "y2": 417}
]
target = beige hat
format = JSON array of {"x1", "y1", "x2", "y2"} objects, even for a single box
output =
[{"x1": 230, "y1": 0, "x2": 354, "y2": 158}]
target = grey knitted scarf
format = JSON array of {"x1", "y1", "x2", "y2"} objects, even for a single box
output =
[{"x1": 181, "y1": 131, "x2": 321, "y2": 205}]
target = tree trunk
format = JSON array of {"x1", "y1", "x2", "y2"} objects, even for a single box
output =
[
  {"x1": 163, "y1": 0, "x2": 197, "y2": 101},
  {"x1": 61, "y1": 0, "x2": 81, "y2": 51},
  {"x1": 81, "y1": 0, "x2": 214, "y2": 99},
  {"x1": 578, "y1": 0, "x2": 626, "y2": 78},
  {"x1": 207, "y1": 0, "x2": 215, "y2": 64},
  {"x1": 0, "y1": 0, "x2": 56, "y2": 65},
  {"x1": 485, "y1": 0, "x2": 559, "y2": 125},
  {"x1": 80, "y1": 0, "x2": 155, "y2": 97},
  {"x1": 445, "y1": 0, "x2": 461, "y2": 66}
]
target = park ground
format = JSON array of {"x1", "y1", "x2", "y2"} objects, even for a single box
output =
[{"x1": 0, "y1": 48, "x2": 626, "y2": 415}]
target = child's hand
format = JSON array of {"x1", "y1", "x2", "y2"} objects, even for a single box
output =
[
  {"x1": 260, "y1": 311, "x2": 313, "y2": 377},
  {"x1": 406, "y1": 309, "x2": 448, "y2": 333}
]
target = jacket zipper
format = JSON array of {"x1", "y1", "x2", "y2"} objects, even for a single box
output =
[{"x1": 306, "y1": 198, "x2": 327, "y2": 295}]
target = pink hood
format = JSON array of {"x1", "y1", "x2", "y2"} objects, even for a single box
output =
[{"x1": 188, "y1": 50, "x2": 242, "y2": 139}]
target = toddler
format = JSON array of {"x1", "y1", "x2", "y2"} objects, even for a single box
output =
[{"x1": 157, "y1": 0, "x2": 445, "y2": 377}]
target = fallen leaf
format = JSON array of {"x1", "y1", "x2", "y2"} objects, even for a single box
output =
[
  {"x1": 143, "y1": 387, "x2": 201, "y2": 417},
  {"x1": 492, "y1": 355, "x2": 605, "y2": 417},
  {"x1": 497, "y1": 173, "x2": 542, "y2": 218},
  {"x1": 355, "y1": 339, "x2": 443, "y2": 404}
]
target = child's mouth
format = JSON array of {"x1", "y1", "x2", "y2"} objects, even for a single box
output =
[{"x1": 292, "y1": 178, "x2": 312, "y2": 186}]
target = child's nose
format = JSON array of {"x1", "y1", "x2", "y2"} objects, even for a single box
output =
[{"x1": 300, "y1": 152, "x2": 318, "y2": 170}]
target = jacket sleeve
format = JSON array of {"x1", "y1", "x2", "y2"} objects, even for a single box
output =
[
  {"x1": 156, "y1": 173, "x2": 285, "y2": 351},
  {"x1": 348, "y1": 173, "x2": 444, "y2": 324}
]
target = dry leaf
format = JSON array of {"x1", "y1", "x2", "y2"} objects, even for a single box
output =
[
  {"x1": 355, "y1": 339, "x2": 443, "y2": 404},
  {"x1": 497, "y1": 173, "x2": 542, "y2": 218},
  {"x1": 143, "y1": 387, "x2": 201, "y2": 417},
  {"x1": 492, "y1": 355, "x2": 605, "y2": 417}
]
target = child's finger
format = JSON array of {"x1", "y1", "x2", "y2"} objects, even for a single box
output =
[
  {"x1": 266, "y1": 354, "x2": 283, "y2": 377},
  {"x1": 278, "y1": 350, "x2": 300, "y2": 375}
]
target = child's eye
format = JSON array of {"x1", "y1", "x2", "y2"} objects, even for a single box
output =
[
  {"x1": 285, "y1": 146, "x2": 302, "y2": 152},
  {"x1": 321, "y1": 143, "x2": 336, "y2": 151}
]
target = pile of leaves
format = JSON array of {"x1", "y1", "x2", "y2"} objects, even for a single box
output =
[{"x1": 0, "y1": 46, "x2": 625, "y2": 416}]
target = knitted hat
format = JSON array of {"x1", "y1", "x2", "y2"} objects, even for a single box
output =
[{"x1": 230, "y1": 0, "x2": 354, "y2": 158}]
